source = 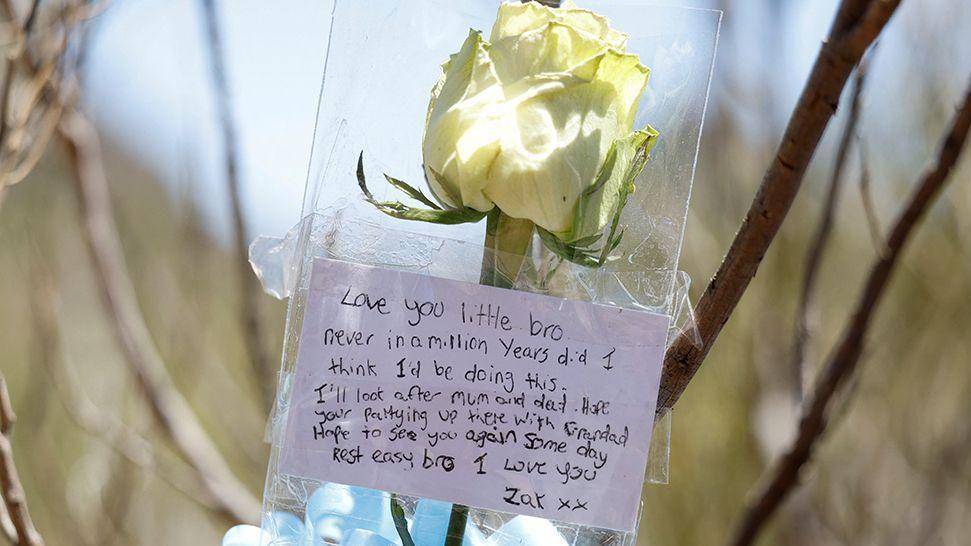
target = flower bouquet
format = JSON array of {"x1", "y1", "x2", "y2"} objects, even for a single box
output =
[{"x1": 241, "y1": 1, "x2": 719, "y2": 545}]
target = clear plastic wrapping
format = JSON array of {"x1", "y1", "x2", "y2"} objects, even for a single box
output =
[{"x1": 250, "y1": 2, "x2": 719, "y2": 544}]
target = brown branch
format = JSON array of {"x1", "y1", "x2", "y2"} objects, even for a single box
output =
[
  {"x1": 728, "y1": 81, "x2": 971, "y2": 546},
  {"x1": 658, "y1": 0, "x2": 902, "y2": 411},
  {"x1": 791, "y1": 57, "x2": 871, "y2": 399},
  {"x1": 0, "y1": 375, "x2": 44, "y2": 546},
  {"x1": 58, "y1": 110, "x2": 260, "y2": 524},
  {"x1": 198, "y1": 0, "x2": 275, "y2": 409}
]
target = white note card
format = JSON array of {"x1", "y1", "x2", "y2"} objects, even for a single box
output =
[{"x1": 280, "y1": 258, "x2": 670, "y2": 532}]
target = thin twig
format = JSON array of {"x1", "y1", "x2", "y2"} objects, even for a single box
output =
[
  {"x1": 58, "y1": 110, "x2": 261, "y2": 524},
  {"x1": 27, "y1": 264, "x2": 228, "y2": 515},
  {"x1": 0, "y1": 61, "x2": 17, "y2": 153},
  {"x1": 0, "y1": 0, "x2": 26, "y2": 153},
  {"x1": 857, "y1": 142, "x2": 885, "y2": 255},
  {"x1": 728, "y1": 81, "x2": 971, "y2": 546},
  {"x1": 198, "y1": 0, "x2": 275, "y2": 409},
  {"x1": 658, "y1": 0, "x2": 902, "y2": 411},
  {"x1": 0, "y1": 0, "x2": 43, "y2": 176},
  {"x1": 791, "y1": 57, "x2": 871, "y2": 399},
  {"x1": 0, "y1": 374, "x2": 45, "y2": 546},
  {"x1": 0, "y1": 502, "x2": 15, "y2": 544}
]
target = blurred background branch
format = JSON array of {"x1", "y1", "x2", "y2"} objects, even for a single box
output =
[
  {"x1": 857, "y1": 142, "x2": 885, "y2": 254},
  {"x1": 731, "y1": 80, "x2": 971, "y2": 546},
  {"x1": 198, "y1": 0, "x2": 274, "y2": 411},
  {"x1": 28, "y1": 259, "x2": 232, "y2": 518},
  {"x1": 1, "y1": 0, "x2": 261, "y2": 529},
  {"x1": 791, "y1": 54, "x2": 872, "y2": 400},
  {"x1": 0, "y1": 375, "x2": 44, "y2": 546},
  {"x1": 59, "y1": 110, "x2": 260, "y2": 524},
  {"x1": 658, "y1": 0, "x2": 902, "y2": 411}
]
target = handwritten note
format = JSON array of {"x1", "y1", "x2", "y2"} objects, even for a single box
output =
[{"x1": 280, "y1": 258, "x2": 669, "y2": 531}]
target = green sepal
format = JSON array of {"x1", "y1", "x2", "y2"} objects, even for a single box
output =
[
  {"x1": 595, "y1": 128, "x2": 656, "y2": 264},
  {"x1": 357, "y1": 153, "x2": 488, "y2": 226},
  {"x1": 536, "y1": 126, "x2": 657, "y2": 268},
  {"x1": 570, "y1": 232, "x2": 605, "y2": 248},
  {"x1": 537, "y1": 227, "x2": 604, "y2": 268},
  {"x1": 537, "y1": 220, "x2": 627, "y2": 269},
  {"x1": 565, "y1": 126, "x2": 659, "y2": 244},
  {"x1": 384, "y1": 174, "x2": 443, "y2": 210}
]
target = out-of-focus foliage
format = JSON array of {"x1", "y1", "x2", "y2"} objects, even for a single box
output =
[{"x1": 0, "y1": 0, "x2": 969, "y2": 545}]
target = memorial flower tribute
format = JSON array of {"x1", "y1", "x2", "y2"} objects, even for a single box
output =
[
  {"x1": 235, "y1": 1, "x2": 719, "y2": 545},
  {"x1": 358, "y1": 0, "x2": 658, "y2": 287},
  {"x1": 352, "y1": 2, "x2": 657, "y2": 543}
]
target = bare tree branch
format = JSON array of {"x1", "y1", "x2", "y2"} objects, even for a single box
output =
[
  {"x1": 0, "y1": 0, "x2": 40, "y2": 150},
  {"x1": 0, "y1": 375, "x2": 44, "y2": 546},
  {"x1": 658, "y1": 0, "x2": 903, "y2": 411},
  {"x1": 0, "y1": 0, "x2": 51, "y2": 193},
  {"x1": 27, "y1": 263, "x2": 231, "y2": 517},
  {"x1": 198, "y1": 0, "x2": 275, "y2": 409},
  {"x1": 791, "y1": 56, "x2": 871, "y2": 399},
  {"x1": 58, "y1": 110, "x2": 261, "y2": 524},
  {"x1": 0, "y1": 503, "x2": 15, "y2": 544},
  {"x1": 1, "y1": 0, "x2": 260, "y2": 526},
  {"x1": 729, "y1": 81, "x2": 971, "y2": 546}
]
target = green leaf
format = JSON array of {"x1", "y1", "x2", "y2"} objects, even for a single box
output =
[
  {"x1": 537, "y1": 227, "x2": 602, "y2": 268},
  {"x1": 384, "y1": 174, "x2": 443, "y2": 210},
  {"x1": 570, "y1": 232, "x2": 605, "y2": 248},
  {"x1": 597, "y1": 128, "x2": 656, "y2": 265},
  {"x1": 534, "y1": 127, "x2": 657, "y2": 267},
  {"x1": 370, "y1": 202, "x2": 489, "y2": 224},
  {"x1": 357, "y1": 152, "x2": 377, "y2": 201},
  {"x1": 357, "y1": 153, "x2": 488, "y2": 226},
  {"x1": 390, "y1": 496, "x2": 416, "y2": 546}
]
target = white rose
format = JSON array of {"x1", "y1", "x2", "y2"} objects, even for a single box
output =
[{"x1": 422, "y1": 0, "x2": 657, "y2": 242}]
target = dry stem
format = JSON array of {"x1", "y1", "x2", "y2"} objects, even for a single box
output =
[{"x1": 0, "y1": 375, "x2": 44, "y2": 546}]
